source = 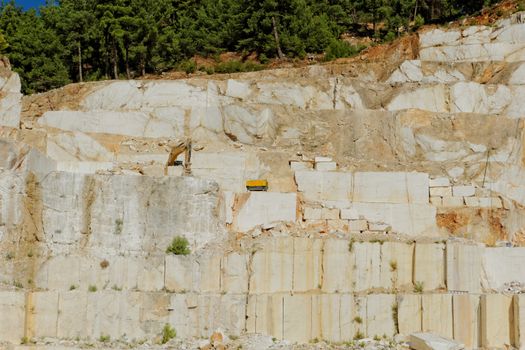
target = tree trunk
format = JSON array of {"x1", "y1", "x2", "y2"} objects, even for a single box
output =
[
  {"x1": 112, "y1": 39, "x2": 118, "y2": 79},
  {"x1": 141, "y1": 57, "x2": 146, "y2": 77},
  {"x1": 413, "y1": 0, "x2": 419, "y2": 22},
  {"x1": 125, "y1": 42, "x2": 130, "y2": 79},
  {"x1": 78, "y1": 42, "x2": 83, "y2": 82},
  {"x1": 272, "y1": 16, "x2": 285, "y2": 60}
]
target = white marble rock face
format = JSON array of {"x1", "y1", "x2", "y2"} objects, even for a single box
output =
[
  {"x1": 5, "y1": 16, "x2": 525, "y2": 348},
  {"x1": 0, "y1": 69, "x2": 21, "y2": 127}
]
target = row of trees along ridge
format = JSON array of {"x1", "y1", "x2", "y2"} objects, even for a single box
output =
[{"x1": 0, "y1": 0, "x2": 499, "y2": 94}]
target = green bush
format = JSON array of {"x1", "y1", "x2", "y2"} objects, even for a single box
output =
[
  {"x1": 166, "y1": 236, "x2": 191, "y2": 255},
  {"x1": 161, "y1": 324, "x2": 176, "y2": 344},
  {"x1": 383, "y1": 31, "x2": 397, "y2": 43},
  {"x1": 414, "y1": 14, "x2": 425, "y2": 29},
  {"x1": 99, "y1": 335, "x2": 110, "y2": 343},
  {"x1": 258, "y1": 53, "x2": 269, "y2": 64},
  {"x1": 324, "y1": 40, "x2": 365, "y2": 61},
  {"x1": 178, "y1": 60, "x2": 197, "y2": 74},
  {"x1": 414, "y1": 281, "x2": 424, "y2": 293}
]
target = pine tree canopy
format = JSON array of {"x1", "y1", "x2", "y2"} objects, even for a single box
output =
[{"x1": 0, "y1": 0, "x2": 501, "y2": 93}]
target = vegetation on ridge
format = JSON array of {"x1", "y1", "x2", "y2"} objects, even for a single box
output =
[
  {"x1": 166, "y1": 236, "x2": 191, "y2": 255},
  {"x1": 0, "y1": 0, "x2": 504, "y2": 94}
]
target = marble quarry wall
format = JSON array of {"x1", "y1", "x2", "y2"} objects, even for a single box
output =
[{"x1": 5, "y1": 11, "x2": 525, "y2": 349}]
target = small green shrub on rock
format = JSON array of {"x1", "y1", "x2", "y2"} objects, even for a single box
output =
[
  {"x1": 166, "y1": 236, "x2": 191, "y2": 255},
  {"x1": 161, "y1": 324, "x2": 177, "y2": 344},
  {"x1": 324, "y1": 39, "x2": 365, "y2": 61},
  {"x1": 414, "y1": 281, "x2": 424, "y2": 293},
  {"x1": 99, "y1": 335, "x2": 110, "y2": 343}
]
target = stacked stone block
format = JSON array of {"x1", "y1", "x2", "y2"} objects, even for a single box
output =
[{"x1": 2, "y1": 236, "x2": 525, "y2": 346}]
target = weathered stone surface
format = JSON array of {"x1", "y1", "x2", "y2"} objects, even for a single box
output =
[
  {"x1": 353, "y1": 172, "x2": 429, "y2": 204},
  {"x1": 186, "y1": 151, "x2": 255, "y2": 192},
  {"x1": 492, "y1": 23, "x2": 525, "y2": 44},
  {"x1": 322, "y1": 239, "x2": 353, "y2": 293},
  {"x1": 293, "y1": 238, "x2": 322, "y2": 292},
  {"x1": 250, "y1": 238, "x2": 294, "y2": 293},
  {"x1": 315, "y1": 161, "x2": 337, "y2": 171},
  {"x1": 380, "y1": 242, "x2": 414, "y2": 290},
  {"x1": 422, "y1": 294, "x2": 453, "y2": 338},
  {"x1": 322, "y1": 208, "x2": 340, "y2": 220},
  {"x1": 420, "y1": 28, "x2": 462, "y2": 48},
  {"x1": 366, "y1": 294, "x2": 397, "y2": 337},
  {"x1": 447, "y1": 243, "x2": 483, "y2": 293},
  {"x1": 481, "y1": 294, "x2": 513, "y2": 348},
  {"x1": 296, "y1": 171, "x2": 429, "y2": 205},
  {"x1": 234, "y1": 192, "x2": 297, "y2": 232},
  {"x1": 510, "y1": 63, "x2": 525, "y2": 84},
  {"x1": 57, "y1": 291, "x2": 90, "y2": 338},
  {"x1": 514, "y1": 294, "x2": 525, "y2": 350},
  {"x1": 290, "y1": 161, "x2": 312, "y2": 171},
  {"x1": 0, "y1": 291, "x2": 25, "y2": 343},
  {"x1": 222, "y1": 252, "x2": 249, "y2": 293},
  {"x1": 387, "y1": 60, "x2": 425, "y2": 84},
  {"x1": 397, "y1": 294, "x2": 422, "y2": 335},
  {"x1": 482, "y1": 247, "x2": 525, "y2": 291},
  {"x1": 39, "y1": 110, "x2": 178, "y2": 138},
  {"x1": 414, "y1": 243, "x2": 445, "y2": 291},
  {"x1": 392, "y1": 61, "x2": 466, "y2": 84},
  {"x1": 349, "y1": 203, "x2": 437, "y2": 237},
  {"x1": 349, "y1": 219, "x2": 368, "y2": 231},
  {"x1": 419, "y1": 43, "x2": 525, "y2": 62},
  {"x1": 36, "y1": 172, "x2": 222, "y2": 253},
  {"x1": 410, "y1": 333, "x2": 464, "y2": 350},
  {"x1": 164, "y1": 255, "x2": 193, "y2": 292},
  {"x1": 430, "y1": 177, "x2": 451, "y2": 187},
  {"x1": 246, "y1": 294, "x2": 282, "y2": 339},
  {"x1": 453, "y1": 294, "x2": 480, "y2": 349},
  {"x1": 255, "y1": 82, "x2": 332, "y2": 109},
  {"x1": 316, "y1": 294, "x2": 355, "y2": 342},
  {"x1": 247, "y1": 294, "x2": 319, "y2": 343},
  {"x1": 430, "y1": 187, "x2": 452, "y2": 197},
  {"x1": 304, "y1": 207, "x2": 322, "y2": 220},
  {"x1": 340, "y1": 208, "x2": 359, "y2": 220},
  {"x1": 387, "y1": 85, "x2": 447, "y2": 113},
  {"x1": 226, "y1": 79, "x2": 252, "y2": 99},
  {"x1": 46, "y1": 132, "x2": 113, "y2": 162},
  {"x1": 353, "y1": 242, "x2": 381, "y2": 292},
  {"x1": 442, "y1": 196, "x2": 464, "y2": 207},
  {"x1": 30, "y1": 292, "x2": 59, "y2": 338},
  {"x1": 221, "y1": 191, "x2": 235, "y2": 224},
  {"x1": 452, "y1": 185, "x2": 476, "y2": 197},
  {"x1": 282, "y1": 294, "x2": 315, "y2": 343},
  {"x1": 295, "y1": 170, "x2": 353, "y2": 202},
  {"x1": 0, "y1": 69, "x2": 21, "y2": 128},
  {"x1": 450, "y1": 83, "x2": 511, "y2": 115}
]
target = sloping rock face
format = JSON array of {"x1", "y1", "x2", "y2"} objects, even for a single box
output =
[
  {"x1": 0, "y1": 59, "x2": 21, "y2": 128},
  {"x1": 6, "y1": 13, "x2": 525, "y2": 350}
]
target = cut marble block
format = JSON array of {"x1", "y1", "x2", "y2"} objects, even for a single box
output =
[
  {"x1": 397, "y1": 294, "x2": 422, "y2": 336},
  {"x1": 422, "y1": 294, "x2": 453, "y2": 338},
  {"x1": 414, "y1": 243, "x2": 446, "y2": 291},
  {"x1": 446, "y1": 243, "x2": 483, "y2": 293},
  {"x1": 481, "y1": 294, "x2": 513, "y2": 348},
  {"x1": 452, "y1": 294, "x2": 480, "y2": 349}
]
